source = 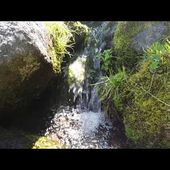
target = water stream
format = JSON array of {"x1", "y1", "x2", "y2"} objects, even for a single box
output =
[{"x1": 42, "y1": 22, "x2": 119, "y2": 148}]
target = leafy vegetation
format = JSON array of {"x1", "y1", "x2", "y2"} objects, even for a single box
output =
[
  {"x1": 96, "y1": 49, "x2": 113, "y2": 74},
  {"x1": 96, "y1": 67, "x2": 127, "y2": 112}
]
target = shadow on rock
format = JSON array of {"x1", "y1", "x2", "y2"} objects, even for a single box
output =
[{"x1": 0, "y1": 73, "x2": 71, "y2": 148}]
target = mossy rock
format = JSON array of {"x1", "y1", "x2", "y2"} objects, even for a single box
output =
[
  {"x1": 122, "y1": 41, "x2": 170, "y2": 147},
  {"x1": 0, "y1": 126, "x2": 65, "y2": 149},
  {"x1": 65, "y1": 21, "x2": 89, "y2": 51},
  {"x1": 0, "y1": 22, "x2": 73, "y2": 116},
  {"x1": 113, "y1": 21, "x2": 170, "y2": 71},
  {"x1": 32, "y1": 136, "x2": 65, "y2": 149}
]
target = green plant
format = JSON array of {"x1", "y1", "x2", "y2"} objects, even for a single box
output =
[
  {"x1": 45, "y1": 22, "x2": 73, "y2": 73},
  {"x1": 65, "y1": 21, "x2": 89, "y2": 50},
  {"x1": 96, "y1": 67, "x2": 127, "y2": 112},
  {"x1": 96, "y1": 49, "x2": 113, "y2": 74},
  {"x1": 144, "y1": 41, "x2": 166, "y2": 73}
]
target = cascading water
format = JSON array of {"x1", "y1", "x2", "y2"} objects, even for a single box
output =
[
  {"x1": 44, "y1": 22, "x2": 118, "y2": 148},
  {"x1": 72, "y1": 21, "x2": 116, "y2": 112}
]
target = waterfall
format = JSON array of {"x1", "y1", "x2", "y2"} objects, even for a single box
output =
[
  {"x1": 45, "y1": 22, "x2": 118, "y2": 148},
  {"x1": 70, "y1": 22, "x2": 116, "y2": 112}
]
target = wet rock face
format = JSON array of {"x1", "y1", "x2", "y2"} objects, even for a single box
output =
[
  {"x1": 0, "y1": 22, "x2": 54, "y2": 114},
  {"x1": 132, "y1": 24, "x2": 167, "y2": 52},
  {"x1": 44, "y1": 106, "x2": 120, "y2": 149}
]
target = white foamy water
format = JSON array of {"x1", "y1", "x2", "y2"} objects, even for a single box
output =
[
  {"x1": 81, "y1": 111, "x2": 105, "y2": 135},
  {"x1": 45, "y1": 106, "x2": 117, "y2": 149}
]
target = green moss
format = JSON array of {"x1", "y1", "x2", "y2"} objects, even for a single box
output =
[
  {"x1": 96, "y1": 22, "x2": 170, "y2": 147},
  {"x1": 66, "y1": 21, "x2": 89, "y2": 36},
  {"x1": 65, "y1": 21, "x2": 89, "y2": 46},
  {"x1": 45, "y1": 22, "x2": 73, "y2": 73},
  {"x1": 124, "y1": 97, "x2": 168, "y2": 146},
  {"x1": 122, "y1": 40, "x2": 170, "y2": 147},
  {"x1": 32, "y1": 136, "x2": 65, "y2": 149},
  {"x1": 97, "y1": 39, "x2": 170, "y2": 147}
]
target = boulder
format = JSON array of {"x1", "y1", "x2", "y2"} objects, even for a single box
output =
[
  {"x1": 132, "y1": 23, "x2": 167, "y2": 52},
  {"x1": 0, "y1": 22, "x2": 55, "y2": 114},
  {"x1": 113, "y1": 21, "x2": 170, "y2": 70}
]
